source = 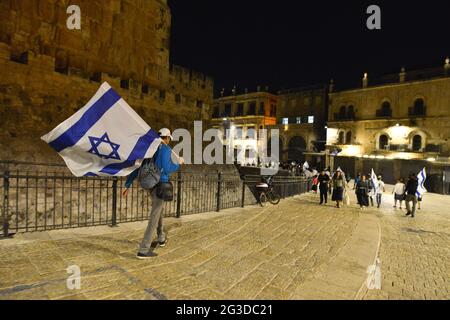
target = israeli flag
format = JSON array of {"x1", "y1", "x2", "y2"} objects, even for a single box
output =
[
  {"x1": 303, "y1": 161, "x2": 310, "y2": 171},
  {"x1": 371, "y1": 169, "x2": 380, "y2": 195},
  {"x1": 41, "y1": 82, "x2": 162, "y2": 177},
  {"x1": 417, "y1": 168, "x2": 428, "y2": 197}
]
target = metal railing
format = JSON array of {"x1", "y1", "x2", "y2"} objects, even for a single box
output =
[{"x1": 0, "y1": 161, "x2": 311, "y2": 237}]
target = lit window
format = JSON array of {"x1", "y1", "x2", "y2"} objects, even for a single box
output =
[
  {"x1": 235, "y1": 127, "x2": 243, "y2": 139},
  {"x1": 282, "y1": 118, "x2": 289, "y2": 125},
  {"x1": 296, "y1": 117, "x2": 302, "y2": 124},
  {"x1": 308, "y1": 116, "x2": 314, "y2": 124}
]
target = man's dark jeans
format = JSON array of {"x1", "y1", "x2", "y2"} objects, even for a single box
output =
[{"x1": 320, "y1": 188, "x2": 328, "y2": 204}]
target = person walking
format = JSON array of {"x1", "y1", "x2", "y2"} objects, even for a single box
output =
[
  {"x1": 417, "y1": 194, "x2": 423, "y2": 210},
  {"x1": 405, "y1": 174, "x2": 419, "y2": 218},
  {"x1": 318, "y1": 170, "x2": 330, "y2": 205},
  {"x1": 353, "y1": 173, "x2": 362, "y2": 205},
  {"x1": 332, "y1": 171, "x2": 345, "y2": 208},
  {"x1": 393, "y1": 178, "x2": 406, "y2": 209},
  {"x1": 356, "y1": 175, "x2": 370, "y2": 209},
  {"x1": 312, "y1": 175, "x2": 319, "y2": 194},
  {"x1": 376, "y1": 175, "x2": 386, "y2": 208},
  {"x1": 124, "y1": 128, "x2": 184, "y2": 259},
  {"x1": 367, "y1": 174, "x2": 375, "y2": 207}
]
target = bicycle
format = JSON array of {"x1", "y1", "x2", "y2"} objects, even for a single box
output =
[{"x1": 256, "y1": 176, "x2": 281, "y2": 207}]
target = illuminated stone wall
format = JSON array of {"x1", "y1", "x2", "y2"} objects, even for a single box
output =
[
  {"x1": 0, "y1": 0, "x2": 213, "y2": 163},
  {"x1": 328, "y1": 75, "x2": 450, "y2": 158}
]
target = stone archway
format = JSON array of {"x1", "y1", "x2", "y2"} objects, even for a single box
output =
[{"x1": 408, "y1": 130, "x2": 428, "y2": 152}]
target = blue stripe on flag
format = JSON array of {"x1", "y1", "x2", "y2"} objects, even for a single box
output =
[
  {"x1": 49, "y1": 88, "x2": 121, "y2": 153},
  {"x1": 84, "y1": 172, "x2": 98, "y2": 177},
  {"x1": 99, "y1": 129, "x2": 160, "y2": 176},
  {"x1": 416, "y1": 169, "x2": 426, "y2": 197}
]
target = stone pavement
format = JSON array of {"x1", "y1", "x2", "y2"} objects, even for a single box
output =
[
  {"x1": 0, "y1": 188, "x2": 448, "y2": 300},
  {"x1": 362, "y1": 188, "x2": 450, "y2": 300}
]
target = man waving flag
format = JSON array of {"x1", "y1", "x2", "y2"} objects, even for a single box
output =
[
  {"x1": 42, "y1": 82, "x2": 162, "y2": 177},
  {"x1": 417, "y1": 168, "x2": 428, "y2": 198}
]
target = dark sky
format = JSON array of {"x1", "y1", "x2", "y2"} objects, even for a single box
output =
[{"x1": 169, "y1": 0, "x2": 450, "y2": 95}]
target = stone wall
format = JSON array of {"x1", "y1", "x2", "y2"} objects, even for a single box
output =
[
  {"x1": 0, "y1": 0, "x2": 171, "y2": 85},
  {"x1": 0, "y1": 0, "x2": 214, "y2": 163}
]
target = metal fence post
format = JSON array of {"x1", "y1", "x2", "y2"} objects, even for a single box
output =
[
  {"x1": 2, "y1": 170, "x2": 10, "y2": 238},
  {"x1": 176, "y1": 171, "x2": 182, "y2": 218},
  {"x1": 111, "y1": 178, "x2": 118, "y2": 227},
  {"x1": 216, "y1": 172, "x2": 222, "y2": 212},
  {"x1": 241, "y1": 178, "x2": 246, "y2": 208}
]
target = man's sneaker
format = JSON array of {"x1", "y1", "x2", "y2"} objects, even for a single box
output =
[
  {"x1": 405, "y1": 212, "x2": 411, "y2": 216},
  {"x1": 137, "y1": 251, "x2": 158, "y2": 259},
  {"x1": 158, "y1": 239, "x2": 168, "y2": 248}
]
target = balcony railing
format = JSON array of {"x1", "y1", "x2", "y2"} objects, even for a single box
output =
[
  {"x1": 333, "y1": 112, "x2": 356, "y2": 121},
  {"x1": 376, "y1": 109, "x2": 392, "y2": 118},
  {"x1": 408, "y1": 106, "x2": 427, "y2": 117}
]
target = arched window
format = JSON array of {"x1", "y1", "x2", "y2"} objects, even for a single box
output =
[
  {"x1": 413, "y1": 98, "x2": 425, "y2": 115},
  {"x1": 412, "y1": 135, "x2": 422, "y2": 152},
  {"x1": 338, "y1": 131, "x2": 345, "y2": 144},
  {"x1": 379, "y1": 135, "x2": 389, "y2": 150},
  {"x1": 346, "y1": 131, "x2": 352, "y2": 145},
  {"x1": 339, "y1": 106, "x2": 346, "y2": 117},
  {"x1": 347, "y1": 105, "x2": 355, "y2": 118},
  {"x1": 381, "y1": 101, "x2": 392, "y2": 116}
]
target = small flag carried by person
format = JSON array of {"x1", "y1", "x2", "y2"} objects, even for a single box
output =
[
  {"x1": 371, "y1": 169, "x2": 380, "y2": 193},
  {"x1": 41, "y1": 82, "x2": 162, "y2": 177},
  {"x1": 417, "y1": 168, "x2": 428, "y2": 198},
  {"x1": 303, "y1": 161, "x2": 310, "y2": 171}
]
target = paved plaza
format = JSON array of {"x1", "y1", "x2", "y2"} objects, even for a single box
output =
[{"x1": 0, "y1": 186, "x2": 449, "y2": 300}]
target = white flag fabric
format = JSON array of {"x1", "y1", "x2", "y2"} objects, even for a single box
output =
[
  {"x1": 417, "y1": 168, "x2": 428, "y2": 197},
  {"x1": 41, "y1": 82, "x2": 162, "y2": 177},
  {"x1": 336, "y1": 167, "x2": 347, "y2": 182},
  {"x1": 371, "y1": 169, "x2": 380, "y2": 195},
  {"x1": 303, "y1": 161, "x2": 310, "y2": 169}
]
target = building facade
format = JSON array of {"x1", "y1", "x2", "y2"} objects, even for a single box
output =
[
  {"x1": 274, "y1": 85, "x2": 329, "y2": 165},
  {"x1": 209, "y1": 85, "x2": 329, "y2": 166},
  {"x1": 326, "y1": 59, "x2": 450, "y2": 189},
  {"x1": 0, "y1": 0, "x2": 213, "y2": 162},
  {"x1": 210, "y1": 90, "x2": 278, "y2": 164}
]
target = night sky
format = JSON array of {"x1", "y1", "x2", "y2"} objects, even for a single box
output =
[{"x1": 169, "y1": 0, "x2": 450, "y2": 95}]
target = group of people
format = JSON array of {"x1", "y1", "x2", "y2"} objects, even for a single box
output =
[
  {"x1": 313, "y1": 168, "x2": 351, "y2": 208},
  {"x1": 392, "y1": 175, "x2": 423, "y2": 217},
  {"x1": 312, "y1": 170, "x2": 423, "y2": 217},
  {"x1": 353, "y1": 173, "x2": 386, "y2": 209},
  {"x1": 123, "y1": 129, "x2": 426, "y2": 260}
]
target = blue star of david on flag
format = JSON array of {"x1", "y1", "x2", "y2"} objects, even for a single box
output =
[
  {"x1": 41, "y1": 82, "x2": 162, "y2": 177},
  {"x1": 88, "y1": 133, "x2": 121, "y2": 160}
]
